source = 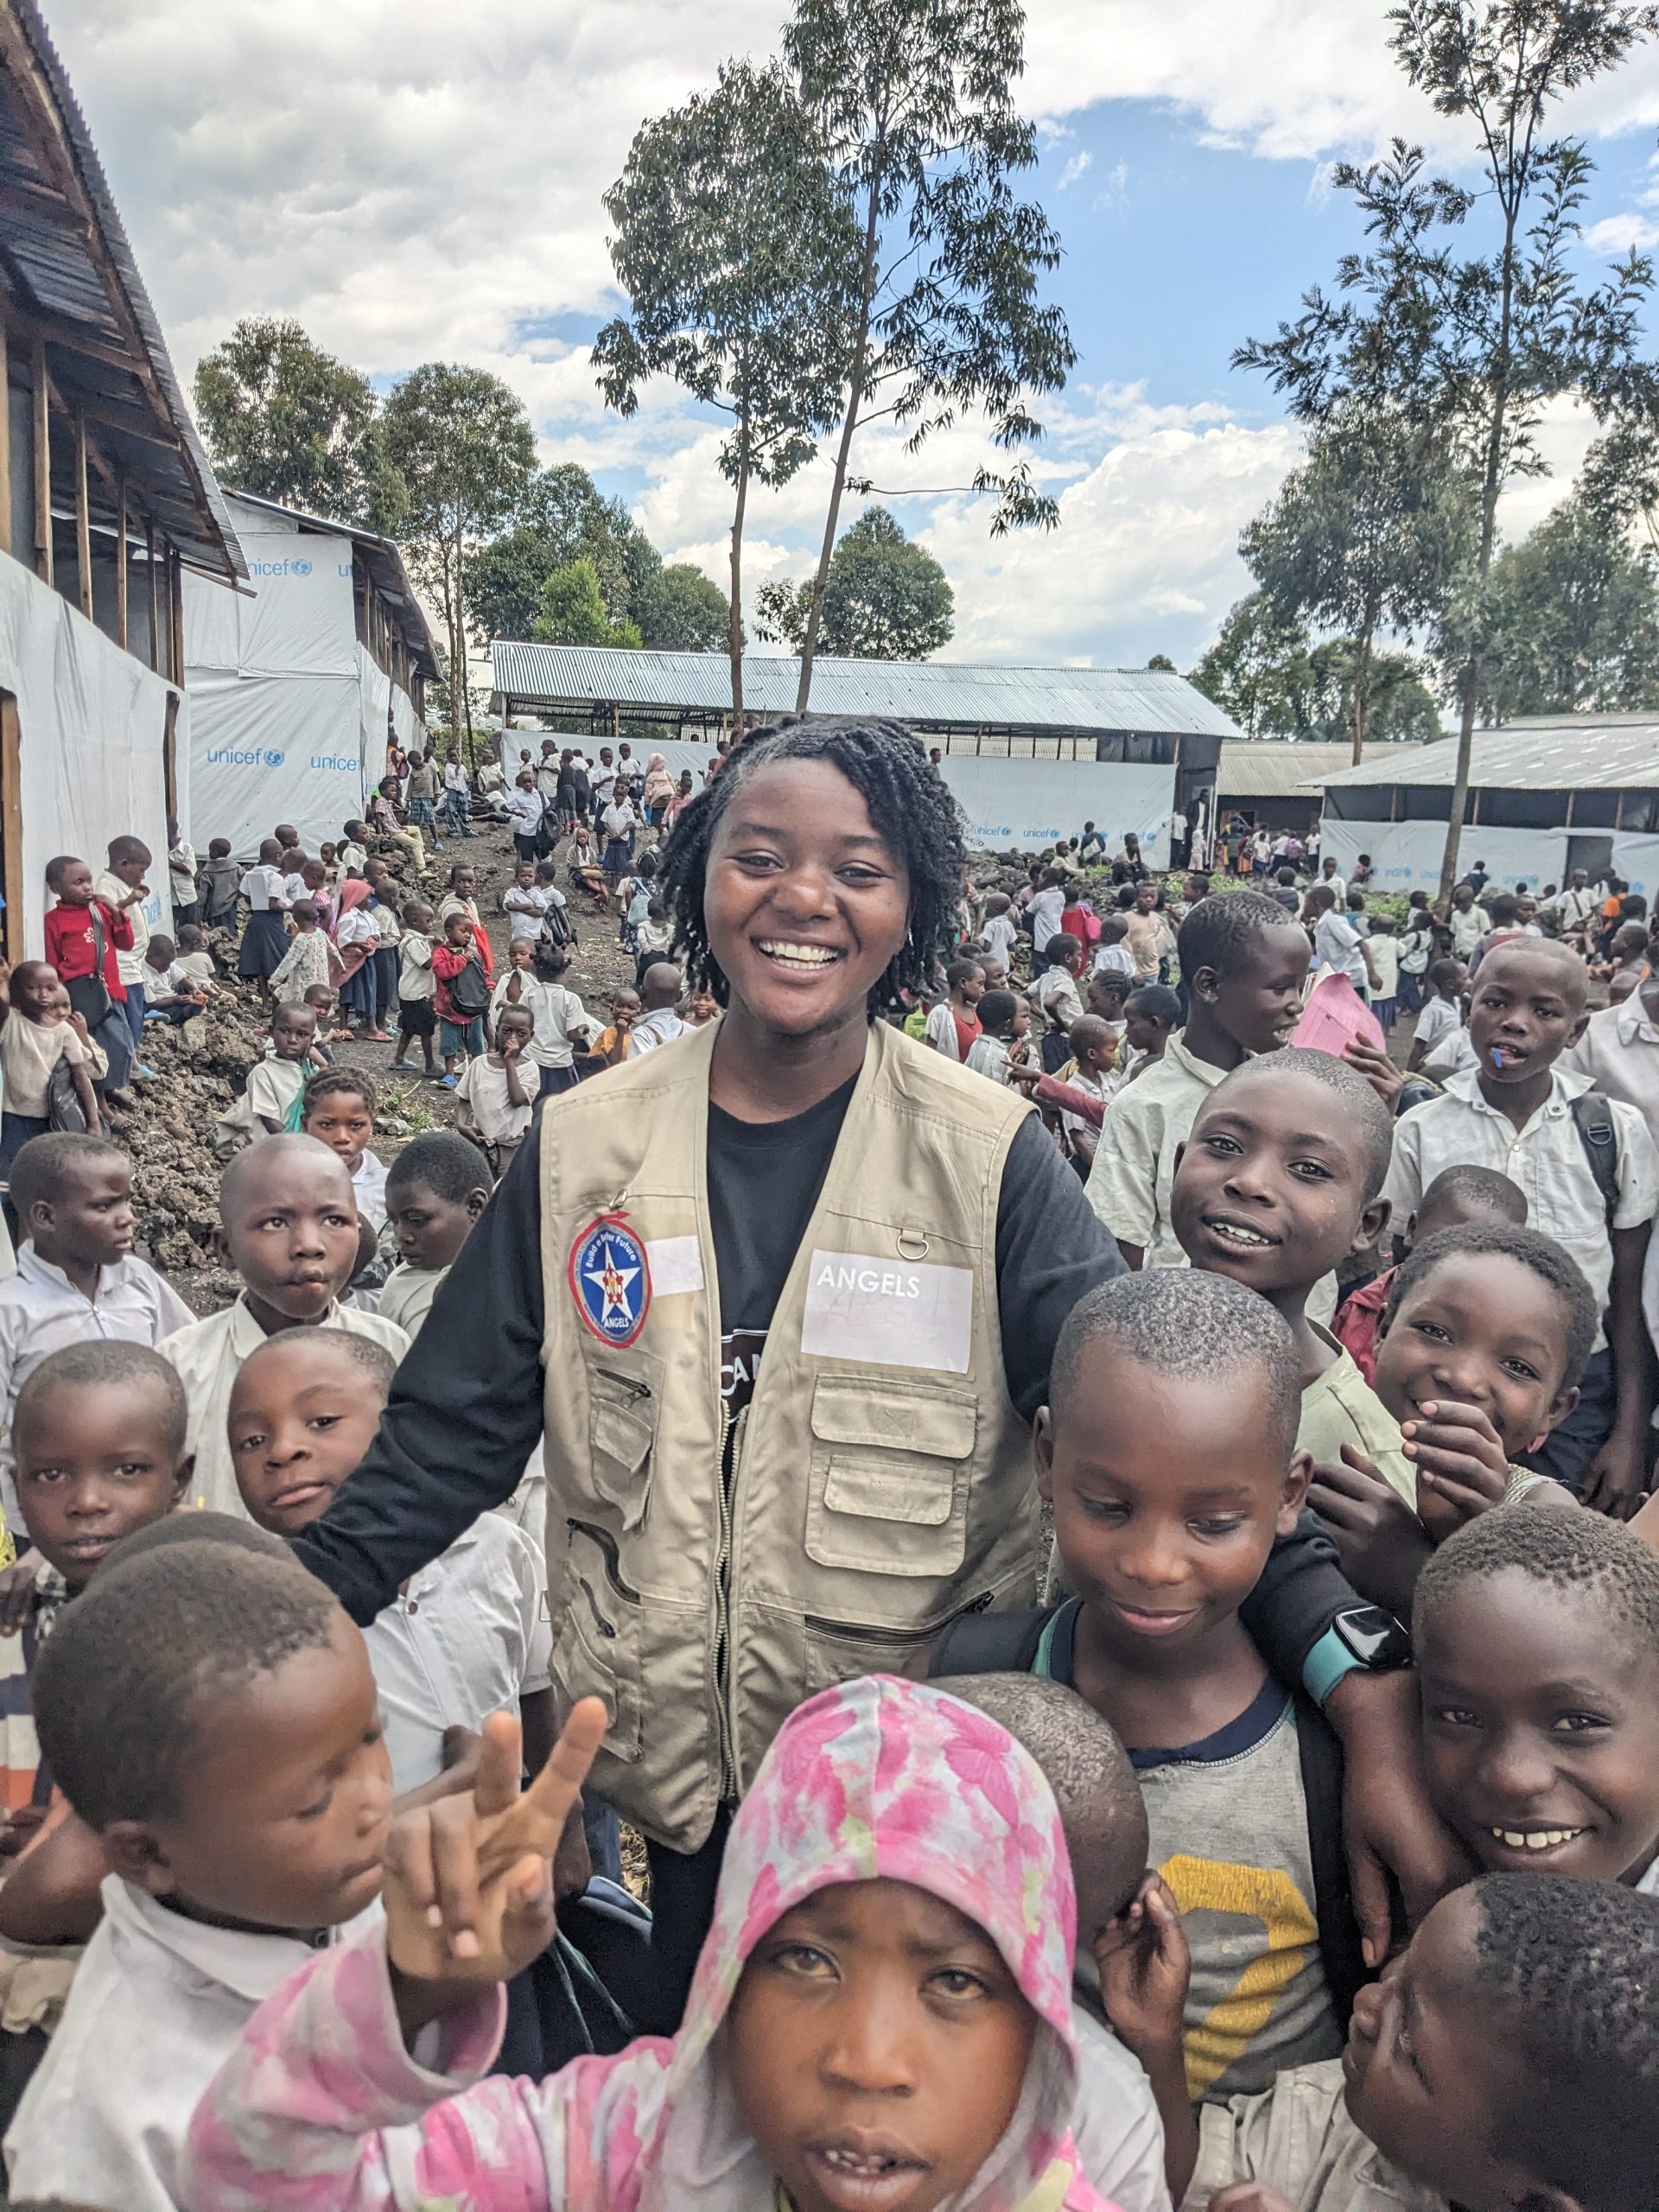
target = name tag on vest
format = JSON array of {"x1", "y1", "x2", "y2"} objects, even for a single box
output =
[{"x1": 801, "y1": 1249, "x2": 973, "y2": 1372}]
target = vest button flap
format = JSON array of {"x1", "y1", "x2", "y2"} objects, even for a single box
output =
[
  {"x1": 551, "y1": 1517, "x2": 645, "y2": 1763},
  {"x1": 804, "y1": 1375, "x2": 976, "y2": 1579},
  {"x1": 584, "y1": 1346, "x2": 664, "y2": 1531}
]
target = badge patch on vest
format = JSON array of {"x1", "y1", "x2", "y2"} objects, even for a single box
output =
[{"x1": 569, "y1": 1217, "x2": 652, "y2": 1347}]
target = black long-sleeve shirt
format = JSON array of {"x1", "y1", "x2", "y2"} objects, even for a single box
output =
[{"x1": 295, "y1": 1107, "x2": 1360, "y2": 1694}]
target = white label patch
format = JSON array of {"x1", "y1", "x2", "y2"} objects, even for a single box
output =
[
  {"x1": 800, "y1": 1248, "x2": 973, "y2": 1372},
  {"x1": 644, "y1": 1236, "x2": 704, "y2": 1296}
]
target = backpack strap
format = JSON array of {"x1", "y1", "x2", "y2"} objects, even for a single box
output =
[
  {"x1": 1571, "y1": 1090, "x2": 1621, "y2": 1231},
  {"x1": 928, "y1": 1606, "x2": 1050, "y2": 1679}
]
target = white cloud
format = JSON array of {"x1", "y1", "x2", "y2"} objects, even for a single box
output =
[
  {"x1": 41, "y1": 0, "x2": 1653, "y2": 673},
  {"x1": 1059, "y1": 149, "x2": 1093, "y2": 188}
]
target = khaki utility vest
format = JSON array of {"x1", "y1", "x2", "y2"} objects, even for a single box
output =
[{"x1": 537, "y1": 1017, "x2": 1041, "y2": 1851}]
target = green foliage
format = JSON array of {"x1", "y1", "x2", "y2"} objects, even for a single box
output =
[
  {"x1": 757, "y1": 505, "x2": 953, "y2": 659},
  {"x1": 1236, "y1": 0, "x2": 1659, "y2": 888},
  {"x1": 1479, "y1": 495, "x2": 1659, "y2": 716},
  {"x1": 633, "y1": 563, "x2": 733, "y2": 652},
  {"x1": 785, "y1": 0, "x2": 1075, "y2": 705},
  {"x1": 1241, "y1": 401, "x2": 1475, "y2": 757},
  {"x1": 379, "y1": 364, "x2": 537, "y2": 751},
  {"x1": 193, "y1": 317, "x2": 401, "y2": 528},
  {"x1": 468, "y1": 463, "x2": 652, "y2": 642},
  {"x1": 1146, "y1": 652, "x2": 1177, "y2": 672},
  {"x1": 534, "y1": 560, "x2": 643, "y2": 649},
  {"x1": 1192, "y1": 594, "x2": 1439, "y2": 743}
]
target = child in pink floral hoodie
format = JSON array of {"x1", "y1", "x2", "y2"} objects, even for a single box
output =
[{"x1": 182, "y1": 1675, "x2": 1122, "y2": 2212}]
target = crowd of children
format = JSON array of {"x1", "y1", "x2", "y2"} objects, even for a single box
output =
[{"x1": 0, "y1": 734, "x2": 1651, "y2": 2212}]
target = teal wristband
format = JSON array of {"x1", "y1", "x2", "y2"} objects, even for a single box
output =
[{"x1": 1303, "y1": 1625, "x2": 1363, "y2": 1709}]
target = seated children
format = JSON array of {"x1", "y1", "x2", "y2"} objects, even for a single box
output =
[
  {"x1": 965, "y1": 985, "x2": 1033, "y2": 1084},
  {"x1": 266, "y1": 898, "x2": 335, "y2": 1005},
  {"x1": 392, "y1": 897, "x2": 437, "y2": 1076},
  {"x1": 0, "y1": 1135, "x2": 192, "y2": 1513},
  {"x1": 1414, "y1": 1506, "x2": 1659, "y2": 1892},
  {"x1": 4, "y1": 1535, "x2": 392, "y2": 2212},
  {"x1": 1309, "y1": 1224, "x2": 1595, "y2": 1616},
  {"x1": 454, "y1": 1003, "x2": 535, "y2": 1176},
  {"x1": 1171, "y1": 1048, "x2": 1409, "y2": 1498},
  {"x1": 227, "y1": 1329, "x2": 552, "y2": 1796},
  {"x1": 378, "y1": 1132, "x2": 492, "y2": 1337},
  {"x1": 1333, "y1": 1163, "x2": 1527, "y2": 1382},
  {"x1": 196, "y1": 838, "x2": 239, "y2": 932},
  {"x1": 931, "y1": 1269, "x2": 1363, "y2": 2110},
  {"x1": 137, "y1": 933, "x2": 209, "y2": 1026},
  {"x1": 181, "y1": 1675, "x2": 1128, "y2": 2212},
  {"x1": 923, "y1": 957, "x2": 986, "y2": 1062},
  {"x1": 171, "y1": 922, "x2": 216, "y2": 995},
  {"x1": 0, "y1": 963, "x2": 99, "y2": 1174},
  {"x1": 158, "y1": 1136, "x2": 408, "y2": 1515},
  {"x1": 1108, "y1": 1872, "x2": 1659, "y2": 2212},
  {"x1": 1384, "y1": 937, "x2": 1659, "y2": 1510},
  {"x1": 1086, "y1": 893, "x2": 1311, "y2": 1270},
  {"x1": 211, "y1": 1001, "x2": 316, "y2": 1154},
  {"x1": 298, "y1": 1069, "x2": 387, "y2": 1230}
]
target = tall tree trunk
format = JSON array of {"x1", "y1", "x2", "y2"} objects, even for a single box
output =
[
  {"x1": 1351, "y1": 621, "x2": 1373, "y2": 766},
  {"x1": 728, "y1": 448, "x2": 749, "y2": 738},
  {"x1": 795, "y1": 173, "x2": 883, "y2": 714},
  {"x1": 456, "y1": 518, "x2": 476, "y2": 767}
]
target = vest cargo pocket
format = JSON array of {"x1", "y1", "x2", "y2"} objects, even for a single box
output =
[
  {"x1": 550, "y1": 1520, "x2": 645, "y2": 1762},
  {"x1": 585, "y1": 1349, "x2": 663, "y2": 1531},
  {"x1": 804, "y1": 1377, "x2": 976, "y2": 1578}
]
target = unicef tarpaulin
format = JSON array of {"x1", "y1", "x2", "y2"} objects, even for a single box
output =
[{"x1": 1317, "y1": 818, "x2": 1569, "y2": 895}]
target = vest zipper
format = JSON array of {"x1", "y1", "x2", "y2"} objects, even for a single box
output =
[
  {"x1": 712, "y1": 1400, "x2": 738, "y2": 1801},
  {"x1": 566, "y1": 1519, "x2": 642, "y2": 1605},
  {"x1": 594, "y1": 1368, "x2": 652, "y2": 1402},
  {"x1": 802, "y1": 1589, "x2": 995, "y2": 1647},
  {"x1": 575, "y1": 1576, "x2": 617, "y2": 1640}
]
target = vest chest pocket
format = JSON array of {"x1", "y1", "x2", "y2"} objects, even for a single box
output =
[
  {"x1": 804, "y1": 1377, "x2": 976, "y2": 1579},
  {"x1": 584, "y1": 1349, "x2": 663, "y2": 1530},
  {"x1": 550, "y1": 1520, "x2": 644, "y2": 1763}
]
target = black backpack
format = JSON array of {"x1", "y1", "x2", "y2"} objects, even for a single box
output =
[
  {"x1": 1572, "y1": 1090, "x2": 1621, "y2": 1228},
  {"x1": 448, "y1": 955, "x2": 491, "y2": 1019},
  {"x1": 538, "y1": 899, "x2": 574, "y2": 957}
]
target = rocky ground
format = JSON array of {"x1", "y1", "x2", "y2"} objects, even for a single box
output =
[{"x1": 118, "y1": 811, "x2": 645, "y2": 1313}]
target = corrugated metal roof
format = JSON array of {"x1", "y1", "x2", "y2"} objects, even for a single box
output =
[
  {"x1": 1217, "y1": 742, "x2": 1357, "y2": 797},
  {"x1": 0, "y1": 1, "x2": 243, "y2": 581},
  {"x1": 228, "y1": 492, "x2": 439, "y2": 677},
  {"x1": 490, "y1": 642, "x2": 1241, "y2": 737},
  {"x1": 1314, "y1": 720, "x2": 1659, "y2": 793}
]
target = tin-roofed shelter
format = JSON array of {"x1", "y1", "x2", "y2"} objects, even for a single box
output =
[
  {"x1": 492, "y1": 644, "x2": 1238, "y2": 858},
  {"x1": 0, "y1": 0, "x2": 245, "y2": 953},
  {"x1": 1311, "y1": 715, "x2": 1659, "y2": 896},
  {"x1": 1216, "y1": 742, "x2": 1352, "y2": 836},
  {"x1": 184, "y1": 491, "x2": 439, "y2": 855}
]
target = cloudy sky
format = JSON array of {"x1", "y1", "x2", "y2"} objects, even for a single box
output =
[{"x1": 48, "y1": 0, "x2": 1659, "y2": 669}]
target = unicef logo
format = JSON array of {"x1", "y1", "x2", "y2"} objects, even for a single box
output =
[
  {"x1": 291, "y1": 558, "x2": 312, "y2": 577},
  {"x1": 265, "y1": 748, "x2": 284, "y2": 766},
  {"x1": 206, "y1": 747, "x2": 284, "y2": 768},
  {"x1": 246, "y1": 557, "x2": 316, "y2": 578}
]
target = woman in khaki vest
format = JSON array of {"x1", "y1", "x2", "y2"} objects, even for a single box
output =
[{"x1": 297, "y1": 719, "x2": 1459, "y2": 2025}]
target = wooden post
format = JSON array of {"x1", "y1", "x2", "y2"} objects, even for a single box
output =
[
  {"x1": 170, "y1": 546, "x2": 183, "y2": 685},
  {"x1": 146, "y1": 518, "x2": 158, "y2": 670},
  {"x1": 115, "y1": 476, "x2": 128, "y2": 649},
  {"x1": 73, "y1": 410, "x2": 92, "y2": 618},
  {"x1": 0, "y1": 321, "x2": 11, "y2": 560},
  {"x1": 30, "y1": 335, "x2": 49, "y2": 584}
]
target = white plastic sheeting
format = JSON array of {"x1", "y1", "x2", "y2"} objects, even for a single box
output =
[
  {"x1": 493, "y1": 732, "x2": 1174, "y2": 860},
  {"x1": 0, "y1": 553, "x2": 174, "y2": 956},
  {"x1": 1318, "y1": 818, "x2": 1568, "y2": 894},
  {"x1": 183, "y1": 502, "x2": 402, "y2": 855},
  {"x1": 1611, "y1": 835, "x2": 1659, "y2": 900}
]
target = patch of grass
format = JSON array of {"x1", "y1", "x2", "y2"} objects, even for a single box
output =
[{"x1": 378, "y1": 1080, "x2": 438, "y2": 1135}]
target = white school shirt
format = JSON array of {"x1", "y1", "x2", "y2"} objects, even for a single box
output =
[
  {"x1": 1071, "y1": 2007, "x2": 1173, "y2": 2212},
  {"x1": 1367, "y1": 936, "x2": 1400, "y2": 998},
  {"x1": 630, "y1": 1006, "x2": 692, "y2": 1055},
  {"x1": 1093, "y1": 940, "x2": 1136, "y2": 982},
  {"x1": 1313, "y1": 909, "x2": 1369, "y2": 992},
  {"x1": 1027, "y1": 885, "x2": 1065, "y2": 951},
  {"x1": 504, "y1": 786, "x2": 544, "y2": 840},
  {"x1": 1384, "y1": 1067, "x2": 1659, "y2": 1352},
  {"x1": 454, "y1": 1053, "x2": 533, "y2": 1144},
  {"x1": 1398, "y1": 918, "x2": 1433, "y2": 976},
  {"x1": 378, "y1": 1260, "x2": 448, "y2": 1337},
  {"x1": 593, "y1": 762, "x2": 619, "y2": 805},
  {"x1": 93, "y1": 872, "x2": 149, "y2": 985},
  {"x1": 1447, "y1": 903, "x2": 1490, "y2": 957},
  {"x1": 365, "y1": 1512, "x2": 552, "y2": 1794},
  {"x1": 398, "y1": 931, "x2": 435, "y2": 1001},
  {"x1": 213, "y1": 1051, "x2": 308, "y2": 1144},
  {"x1": 1412, "y1": 994, "x2": 1461, "y2": 1058},
  {"x1": 923, "y1": 1001, "x2": 973, "y2": 1061},
  {"x1": 353, "y1": 1149, "x2": 389, "y2": 1229},
  {"x1": 1564, "y1": 995, "x2": 1659, "y2": 1150},
  {"x1": 443, "y1": 760, "x2": 469, "y2": 795},
  {"x1": 518, "y1": 978, "x2": 595, "y2": 1070},
  {"x1": 168, "y1": 838, "x2": 197, "y2": 904},
  {"x1": 4, "y1": 1875, "x2": 371, "y2": 2212},
  {"x1": 981, "y1": 911, "x2": 1018, "y2": 965},
  {"x1": 503, "y1": 882, "x2": 551, "y2": 941},
  {"x1": 966, "y1": 1033, "x2": 1016, "y2": 1084},
  {"x1": 1035, "y1": 964, "x2": 1085, "y2": 1033},
  {"x1": 0, "y1": 1243, "x2": 194, "y2": 1516},
  {"x1": 158, "y1": 1296, "x2": 410, "y2": 1516},
  {"x1": 238, "y1": 862, "x2": 285, "y2": 912}
]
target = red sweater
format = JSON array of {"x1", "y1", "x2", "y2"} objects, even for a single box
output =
[
  {"x1": 431, "y1": 941, "x2": 486, "y2": 1024},
  {"x1": 42, "y1": 899, "x2": 132, "y2": 999}
]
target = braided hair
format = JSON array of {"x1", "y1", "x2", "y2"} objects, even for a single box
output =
[{"x1": 655, "y1": 718, "x2": 968, "y2": 1013}]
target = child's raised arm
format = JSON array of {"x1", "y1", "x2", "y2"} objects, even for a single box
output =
[
  {"x1": 180, "y1": 1704, "x2": 609, "y2": 2212},
  {"x1": 1096, "y1": 1873, "x2": 1197, "y2": 2202}
]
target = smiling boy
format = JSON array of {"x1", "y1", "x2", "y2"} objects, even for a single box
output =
[{"x1": 1383, "y1": 939, "x2": 1659, "y2": 1510}]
